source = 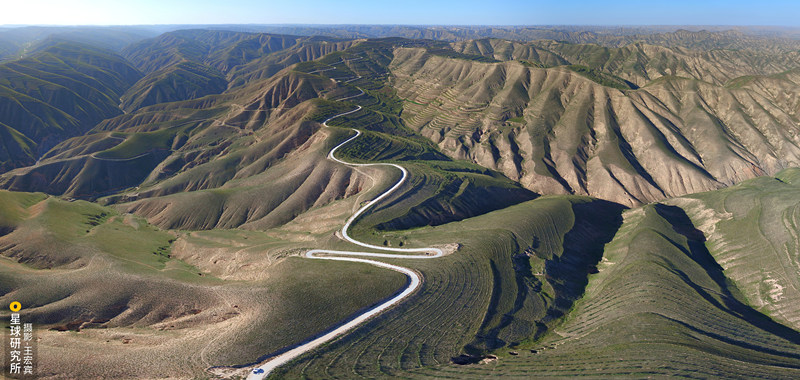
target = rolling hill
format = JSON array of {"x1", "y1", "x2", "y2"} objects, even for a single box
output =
[
  {"x1": 452, "y1": 38, "x2": 800, "y2": 87},
  {"x1": 393, "y1": 202, "x2": 800, "y2": 379},
  {"x1": 667, "y1": 168, "x2": 800, "y2": 331},
  {"x1": 0, "y1": 189, "x2": 407, "y2": 378},
  {"x1": 391, "y1": 46, "x2": 800, "y2": 206},
  {"x1": 0, "y1": 26, "x2": 161, "y2": 62},
  {"x1": 119, "y1": 60, "x2": 227, "y2": 112},
  {"x1": 1, "y1": 40, "x2": 536, "y2": 232},
  {"x1": 2, "y1": 26, "x2": 800, "y2": 379},
  {"x1": 0, "y1": 41, "x2": 142, "y2": 171},
  {"x1": 118, "y1": 29, "x2": 359, "y2": 112}
]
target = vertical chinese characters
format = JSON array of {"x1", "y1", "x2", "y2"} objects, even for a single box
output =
[
  {"x1": 9, "y1": 312, "x2": 21, "y2": 375},
  {"x1": 23, "y1": 323, "x2": 34, "y2": 375},
  {"x1": 6, "y1": 303, "x2": 34, "y2": 378}
]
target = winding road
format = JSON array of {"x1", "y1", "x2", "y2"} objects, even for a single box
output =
[{"x1": 245, "y1": 93, "x2": 443, "y2": 379}]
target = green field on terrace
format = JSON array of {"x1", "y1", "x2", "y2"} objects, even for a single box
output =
[
  {"x1": 400, "y1": 203, "x2": 800, "y2": 379},
  {"x1": 666, "y1": 168, "x2": 800, "y2": 333},
  {"x1": 272, "y1": 195, "x2": 625, "y2": 378}
]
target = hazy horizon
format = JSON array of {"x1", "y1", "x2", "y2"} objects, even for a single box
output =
[
  {"x1": 2, "y1": 23, "x2": 800, "y2": 28},
  {"x1": 3, "y1": 0, "x2": 800, "y2": 27}
]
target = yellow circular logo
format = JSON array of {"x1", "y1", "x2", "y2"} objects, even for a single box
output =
[{"x1": 9, "y1": 301, "x2": 21, "y2": 312}]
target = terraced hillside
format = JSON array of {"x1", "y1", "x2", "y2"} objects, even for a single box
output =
[
  {"x1": 273, "y1": 196, "x2": 625, "y2": 379},
  {"x1": 398, "y1": 203, "x2": 800, "y2": 379},
  {"x1": 452, "y1": 38, "x2": 800, "y2": 87},
  {"x1": 1, "y1": 40, "x2": 534, "y2": 233},
  {"x1": 667, "y1": 167, "x2": 800, "y2": 331},
  {"x1": 1, "y1": 27, "x2": 800, "y2": 380},
  {"x1": 392, "y1": 46, "x2": 800, "y2": 206}
]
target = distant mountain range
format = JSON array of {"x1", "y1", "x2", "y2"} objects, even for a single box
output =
[{"x1": 4, "y1": 28, "x2": 800, "y2": 207}]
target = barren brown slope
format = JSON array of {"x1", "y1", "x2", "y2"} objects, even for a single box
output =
[
  {"x1": 450, "y1": 38, "x2": 569, "y2": 67},
  {"x1": 119, "y1": 60, "x2": 228, "y2": 112},
  {"x1": 119, "y1": 30, "x2": 358, "y2": 112},
  {"x1": 0, "y1": 67, "x2": 344, "y2": 225},
  {"x1": 391, "y1": 47, "x2": 800, "y2": 206},
  {"x1": 0, "y1": 47, "x2": 533, "y2": 233},
  {"x1": 452, "y1": 38, "x2": 800, "y2": 87},
  {"x1": 227, "y1": 38, "x2": 362, "y2": 87},
  {"x1": 117, "y1": 102, "x2": 374, "y2": 231},
  {"x1": 121, "y1": 30, "x2": 303, "y2": 75}
]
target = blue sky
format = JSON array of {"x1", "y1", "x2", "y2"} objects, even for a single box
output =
[{"x1": 2, "y1": 0, "x2": 799, "y2": 26}]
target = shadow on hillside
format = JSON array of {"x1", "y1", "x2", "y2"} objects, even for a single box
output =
[
  {"x1": 654, "y1": 204, "x2": 800, "y2": 350},
  {"x1": 465, "y1": 199, "x2": 626, "y2": 354}
]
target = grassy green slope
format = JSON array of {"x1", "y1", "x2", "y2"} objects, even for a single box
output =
[
  {"x1": 0, "y1": 190, "x2": 47, "y2": 235},
  {"x1": 666, "y1": 168, "x2": 800, "y2": 331},
  {"x1": 352, "y1": 160, "x2": 536, "y2": 231},
  {"x1": 273, "y1": 196, "x2": 624, "y2": 378},
  {"x1": 0, "y1": 190, "x2": 407, "y2": 377},
  {"x1": 404, "y1": 204, "x2": 800, "y2": 379}
]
